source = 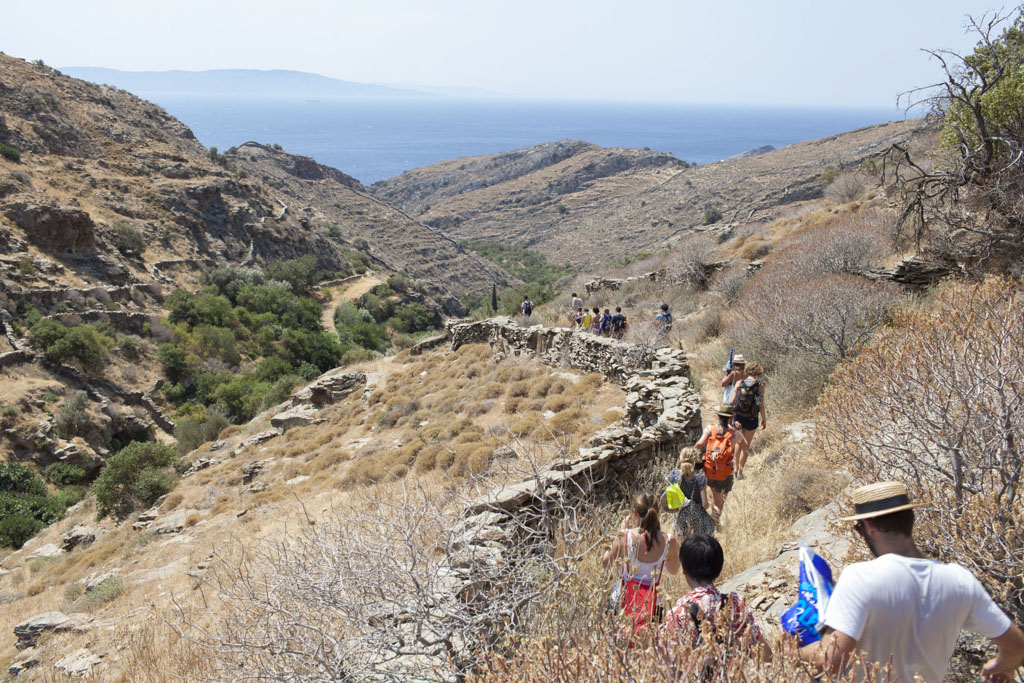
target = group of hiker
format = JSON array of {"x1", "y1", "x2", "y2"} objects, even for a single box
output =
[
  {"x1": 560, "y1": 292, "x2": 631, "y2": 338},
  {"x1": 600, "y1": 348, "x2": 1024, "y2": 681}
]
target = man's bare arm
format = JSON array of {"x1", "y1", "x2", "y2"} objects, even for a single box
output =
[
  {"x1": 799, "y1": 630, "x2": 858, "y2": 675},
  {"x1": 982, "y1": 624, "x2": 1024, "y2": 681}
]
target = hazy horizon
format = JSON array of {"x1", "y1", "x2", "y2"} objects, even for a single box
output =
[{"x1": 4, "y1": 0, "x2": 1004, "y2": 108}]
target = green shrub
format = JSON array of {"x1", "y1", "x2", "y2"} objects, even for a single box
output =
[
  {"x1": 29, "y1": 320, "x2": 113, "y2": 370},
  {"x1": 55, "y1": 391, "x2": 90, "y2": 439},
  {"x1": 0, "y1": 142, "x2": 20, "y2": 162},
  {"x1": 52, "y1": 485, "x2": 86, "y2": 509},
  {"x1": 0, "y1": 514, "x2": 42, "y2": 548},
  {"x1": 70, "y1": 576, "x2": 123, "y2": 612},
  {"x1": 0, "y1": 463, "x2": 47, "y2": 495},
  {"x1": 45, "y1": 462, "x2": 85, "y2": 486},
  {"x1": 111, "y1": 222, "x2": 146, "y2": 255},
  {"x1": 265, "y1": 255, "x2": 322, "y2": 294},
  {"x1": 0, "y1": 492, "x2": 65, "y2": 526},
  {"x1": 156, "y1": 343, "x2": 190, "y2": 382},
  {"x1": 174, "y1": 407, "x2": 230, "y2": 454},
  {"x1": 703, "y1": 206, "x2": 723, "y2": 225},
  {"x1": 91, "y1": 441, "x2": 178, "y2": 519},
  {"x1": 260, "y1": 374, "x2": 304, "y2": 411}
]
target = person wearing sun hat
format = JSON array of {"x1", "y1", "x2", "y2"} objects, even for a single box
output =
[
  {"x1": 799, "y1": 481, "x2": 1024, "y2": 682},
  {"x1": 693, "y1": 405, "x2": 746, "y2": 527}
]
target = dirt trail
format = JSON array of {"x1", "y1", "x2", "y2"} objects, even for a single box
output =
[{"x1": 320, "y1": 274, "x2": 383, "y2": 333}]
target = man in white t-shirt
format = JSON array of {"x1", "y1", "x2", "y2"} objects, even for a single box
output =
[{"x1": 800, "y1": 481, "x2": 1024, "y2": 682}]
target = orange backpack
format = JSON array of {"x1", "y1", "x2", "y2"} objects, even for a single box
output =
[{"x1": 704, "y1": 425, "x2": 735, "y2": 480}]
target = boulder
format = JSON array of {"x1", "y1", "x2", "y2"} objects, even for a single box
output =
[
  {"x1": 240, "y1": 428, "x2": 281, "y2": 448},
  {"x1": 3, "y1": 202, "x2": 95, "y2": 252},
  {"x1": 26, "y1": 543, "x2": 64, "y2": 561},
  {"x1": 54, "y1": 648, "x2": 102, "y2": 676},
  {"x1": 8, "y1": 647, "x2": 39, "y2": 675},
  {"x1": 13, "y1": 611, "x2": 89, "y2": 649},
  {"x1": 60, "y1": 525, "x2": 103, "y2": 552},
  {"x1": 150, "y1": 509, "x2": 194, "y2": 535},
  {"x1": 270, "y1": 404, "x2": 318, "y2": 432}
]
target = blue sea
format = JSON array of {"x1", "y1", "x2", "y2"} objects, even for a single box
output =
[{"x1": 144, "y1": 95, "x2": 904, "y2": 184}]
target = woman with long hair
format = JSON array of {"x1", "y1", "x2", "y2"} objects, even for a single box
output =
[{"x1": 603, "y1": 492, "x2": 681, "y2": 633}]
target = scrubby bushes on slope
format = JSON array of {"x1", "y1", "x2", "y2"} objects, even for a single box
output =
[
  {"x1": 815, "y1": 277, "x2": 1024, "y2": 623},
  {"x1": 0, "y1": 463, "x2": 83, "y2": 548},
  {"x1": 91, "y1": 441, "x2": 179, "y2": 519}
]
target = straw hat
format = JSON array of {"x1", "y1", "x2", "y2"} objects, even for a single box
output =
[
  {"x1": 839, "y1": 481, "x2": 923, "y2": 521},
  {"x1": 733, "y1": 354, "x2": 746, "y2": 365},
  {"x1": 716, "y1": 404, "x2": 735, "y2": 418}
]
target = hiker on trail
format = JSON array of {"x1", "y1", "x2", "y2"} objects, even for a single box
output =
[
  {"x1": 729, "y1": 362, "x2": 765, "y2": 479},
  {"x1": 567, "y1": 292, "x2": 584, "y2": 326},
  {"x1": 600, "y1": 308, "x2": 614, "y2": 337},
  {"x1": 662, "y1": 534, "x2": 771, "y2": 660},
  {"x1": 799, "y1": 481, "x2": 1024, "y2": 682},
  {"x1": 581, "y1": 307, "x2": 593, "y2": 332},
  {"x1": 604, "y1": 492, "x2": 681, "y2": 633},
  {"x1": 611, "y1": 306, "x2": 628, "y2": 339},
  {"x1": 521, "y1": 296, "x2": 534, "y2": 319},
  {"x1": 661, "y1": 448, "x2": 715, "y2": 538},
  {"x1": 590, "y1": 307, "x2": 603, "y2": 335},
  {"x1": 654, "y1": 303, "x2": 673, "y2": 339},
  {"x1": 694, "y1": 405, "x2": 746, "y2": 527},
  {"x1": 721, "y1": 354, "x2": 746, "y2": 405}
]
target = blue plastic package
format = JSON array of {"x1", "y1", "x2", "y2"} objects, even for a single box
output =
[{"x1": 780, "y1": 546, "x2": 834, "y2": 646}]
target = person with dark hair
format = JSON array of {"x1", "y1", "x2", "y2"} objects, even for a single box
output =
[
  {"x1": 590, "y1": 307, "x2": 603, "y2": 335},
  {"x1": 654, "y1": 303, "x2": 673, "y2": 340},
  {"x1": 694, "y1": 405, "x2": 746, "y2": 526},
  {"x1": 610, "y1": 306, "x2": 628, "y2": 339},
  {"x1": 567, "y1": 292, "x2": 584, "y2": 327},
  {"x1": 662, "y1": 534, "x2": 769, "y2": 659},
  {"x1": 603, "y1": 492, "x2": 681, "y2": 633},
  {"x1": 799, "y1": 482, "x2": 1024, "y2": 682}
]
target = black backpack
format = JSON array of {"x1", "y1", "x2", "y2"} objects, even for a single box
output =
[
  {"x1": 735, "y1": 380, "x2": 759, "y2": 417},
  {"x1": 523, "y1": 301, "x2": 533, "y2": 315}
]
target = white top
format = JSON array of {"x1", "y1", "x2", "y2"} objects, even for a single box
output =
[
  {"x1": 823, "y1": 553, "x2": 1011, "y2": 683},
  {"x1": 623, "y1": 529, "x2": 670, "y2": 586}
]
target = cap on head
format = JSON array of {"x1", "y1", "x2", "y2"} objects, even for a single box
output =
[{"x1": 839, "y1": 481, "x2": 923, "y2": 521}]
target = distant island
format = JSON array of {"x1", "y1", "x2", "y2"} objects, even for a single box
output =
[{"x1": 59, "y1": 67, "x2": 433, "y2": 99}]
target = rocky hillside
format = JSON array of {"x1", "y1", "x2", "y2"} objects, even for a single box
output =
[
  {"x1": 371, "y1": 120, "x2": 932, "y2": 267},
  {"x1": 0, "y1": 54, "x2": 508, "y2": 300}
]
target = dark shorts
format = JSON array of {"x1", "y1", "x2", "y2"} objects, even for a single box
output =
[
  {"x1": 734, "y1": 415, "x2": 759, "y2": 431},
  {"x1": 707, "y1": 475, "x2": 734, "y2": 493}
]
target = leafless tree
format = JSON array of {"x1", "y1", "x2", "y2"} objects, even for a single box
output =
[
  {"x1": 170, "y1": 457, "x2": 608, "y2": 681},
  {"x1": 664, "y1": 234, "x2": 719, "y2": 289},
  {"x1": 885, "y1": 8, "x2": 1024, "y2": 271}
]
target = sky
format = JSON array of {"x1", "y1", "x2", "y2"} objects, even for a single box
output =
[{"x1": 1, "y1": 0, "x2": 1012, "y2": 107}]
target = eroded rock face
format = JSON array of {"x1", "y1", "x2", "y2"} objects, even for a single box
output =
[
  {"x1": 60, "y1": 525, "x2": 103, "y2": 552},
  {"x1": 3, "y1": 202, "x2": 95, "y2": 252},
  {"x1": 13, "y1": 612, "x2": 90, "y2": 649}
]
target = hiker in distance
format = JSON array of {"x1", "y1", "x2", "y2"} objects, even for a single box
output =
[
  {"x1": 520, "y1": 295, "x2": 534, "y2": 320},
  {"x1": 694, "y1": 405, "x2": 746, "y2": 527},
  {"x1": 654, "y1": 303, "x2": 673, "y2": 338},
  {"x1": 611, "y1": 306, "x2": 628, "y2": 339},
  {"x1": 567, "y1": 292, "x2": 583, "y2": 326},
  {"x1": 729, "y1": 362, "x2": 765, "y2": 479},
  {"x1": 590, "y1": 307, "x2": 603, "y2": 335},
  {"x1": 799, "y1": 482, "x2": 1024, "y2": 682}
]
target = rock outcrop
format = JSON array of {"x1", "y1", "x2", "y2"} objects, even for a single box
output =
[{"x1": 2, "y1": 203, "x2": 95, "y2": 252}]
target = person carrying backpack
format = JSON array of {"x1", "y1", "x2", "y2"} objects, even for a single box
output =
[
  {"x1": 611, "y1": 306, "x2": 628, "y2": 339},
  {"x1": 661, "y1": 448, "x2": 715, "y2": 538},
  {"x1": 730, "y1": 362, "x2": 765, "y2": 479},
  {"x1": 600, "y1": 308, "x2": 613, "y2": 337},
  {"x1": 655, "y1": 303, "x2": 673, "y2": 340},
  {"x1": 521, "y1": 296, "x2": 534, "y2": 319},
  {"x1": 662, "y1": 535, "x2": 771, "y2": 665},
  {"x1": 694, "y1": 405, "x2": 746, "y2": 527},
  {"x1": 604, "y1": 492, "x2": 681, "y2": 636},
  {"x1": 566, "y1": 292, "x2": 583, "y2": 327}
]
